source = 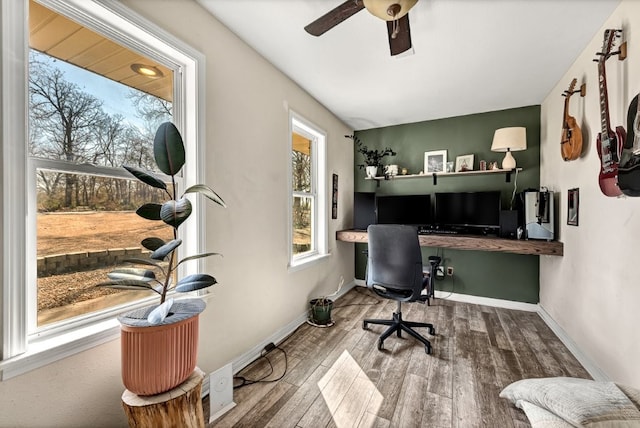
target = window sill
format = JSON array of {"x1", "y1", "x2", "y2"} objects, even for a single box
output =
[
  {"x1": 288, "y1": 253, "x2": 331, "y2": 273},
  {"x1": 0, "y1": 318, "x2": 121, "y2": 381}
]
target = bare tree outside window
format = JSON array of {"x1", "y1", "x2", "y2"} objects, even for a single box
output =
[
  {"x1": 29, "y1": 49, "x2": 175, "y2": 326},
  {"x1": 292, "y1": 134, "x2": 312, "y2": 255}
]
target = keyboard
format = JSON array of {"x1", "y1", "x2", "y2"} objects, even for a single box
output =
[{"x1": 418, "y1": 228, "x2": 458, "y2": 235}]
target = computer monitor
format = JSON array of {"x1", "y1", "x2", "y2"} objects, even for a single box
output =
[
  {"x1": 434, "y1": 191, "x2": 501, "y2": 229},
  {"x1": 375, "y1": 194, "x2": 431, "y2": 226},
  {"x1": 353, "y1": 192, "x2": 376, "y2": 230}
]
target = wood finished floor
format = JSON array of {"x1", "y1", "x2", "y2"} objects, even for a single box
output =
[{"x1": 206, "y1": 287, "x2": 590, "y2": 427}]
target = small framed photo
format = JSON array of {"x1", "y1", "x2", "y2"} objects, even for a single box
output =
[
  {"x1": 455, "y1": 154, "x2": 474, "y2": 172},
  {"x1": 567, "y1": 188, "x2": 579, "y2": 226},
  {"x1": 424, "y1": 150, "x2": 447, "y2": 173}
]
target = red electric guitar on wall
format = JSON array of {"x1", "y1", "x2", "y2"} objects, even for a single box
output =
[
  {"x1": 618, "y1": 94, "x2": 640, "y2": 196},
  {"x1": 595, "y1": 29, "x2": 625, "y2": 197}
]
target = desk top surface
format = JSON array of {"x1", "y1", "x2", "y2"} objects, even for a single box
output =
[{"x1": 336, "y1": 229, "x2": 563, "y2": 256}]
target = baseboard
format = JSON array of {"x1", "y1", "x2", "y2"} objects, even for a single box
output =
[
  {"x1": 209, "y1": 402, "x2": 237, "y2": 424},
  {"x1": 537, "y1": 306, "x2": 609, "y2": 381},
  {"x1": 433, "y1": 291, "x2": 539, "y2": 312},
  {"x1": 356, "y1": 281, "x2": 539, "y2": 312}
]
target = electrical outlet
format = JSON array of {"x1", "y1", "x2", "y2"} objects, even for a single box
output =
[
  {"x1": 446, "y1": 266, "x2": 454, "y2": 276},
  {"x1": 435, "y1": 266, "x2": 445, "y2": 279},
  {"x1": 209, "y1": 363, "x2": 236, "y2": 422}
]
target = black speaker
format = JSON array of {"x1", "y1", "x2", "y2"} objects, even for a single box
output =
[
  {"x1": 353, "y1": 192, "x2": 376, "y2": 230},
  {"x1": 499, "y1": 210, "x2": 519, "y2": 239}
]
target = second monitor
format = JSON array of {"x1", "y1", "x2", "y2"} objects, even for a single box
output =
[{"x1": 375, "y1": 194, "x2": 432, "y2": 226}]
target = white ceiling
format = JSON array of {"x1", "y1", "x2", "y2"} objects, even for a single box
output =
[{"x1": 197, "y1": 0, "x2": 620, "y2": 131}]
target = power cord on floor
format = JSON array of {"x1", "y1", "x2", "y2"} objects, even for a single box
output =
[
  {"x1": 233, "y1": 343, "x2": 288, "y2": 390},
  {"x1": 233, "y1": 287, "x2": 381, "y2": 390}
]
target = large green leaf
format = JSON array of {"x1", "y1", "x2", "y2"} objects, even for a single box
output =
[
  {"x1": 123, "y1": 165, "x2": 167, "y2": 190},
  {"x1": 136, "y1": 203, "x2": 162, "y2": 220},
  {"x1": 153, "y1": 122, "x2": 185, "y2": 176},
  {"x1": 184, "y1": 184, "x2": 227, "y2": 208},
  {"x1": 150, "y1": 238, "x2": 182, "y2": 260},
  {"x1": 175, "y1": 274, "x2": 217, "y2": 292},
  {"x1": 122, "y1": 258, "x2": 162, "y2": 269},
  {"x1": 160, "y1": 198, "x2": 192, "y2": 228},
  {"x1": 177, "y1": 252, "x2": 222, "y2": 267},
  {"x1": 107, "y1": 268, "x2": 156, "y2": 282},
  {"x1": 141, "y1": 237, "x2": 166, "y2": 251},
  {"x1": 96, "y1": 280, "x2": 161, "y2": 294}
]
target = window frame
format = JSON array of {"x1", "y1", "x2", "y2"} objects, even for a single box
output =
[
  {"x1": 1, "y1": 0, "x2": 206, "y2": 380},
  {"x1": 288, "y1": 111, "x2": 328, "y2": 270}
]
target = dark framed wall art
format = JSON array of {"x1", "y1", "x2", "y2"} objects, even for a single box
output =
[
  {"x1": 332, "y1": 173, "x2": 338, "y2": 219},
  {"x1": 567, "y1": 188, "x2": 579, "y2": 226}
]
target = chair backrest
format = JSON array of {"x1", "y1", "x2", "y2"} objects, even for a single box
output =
[{"x1": 366, "y1": 224, "x2": 424, "y2": 301}]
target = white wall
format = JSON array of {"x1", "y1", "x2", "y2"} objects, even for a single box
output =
[
  {"x1": 540, "y1": 0, "x2": 640, "y2": 388},
  {"x1": 0, "y1": 1, "x2": 354, "y2": 426}
]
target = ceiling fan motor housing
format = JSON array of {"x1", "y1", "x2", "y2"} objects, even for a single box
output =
[{"x1": 362, "y1": 0, "x2": 418, "y2": 21}]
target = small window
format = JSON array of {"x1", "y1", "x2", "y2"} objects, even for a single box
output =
[{"x1": 289, "y1": 113, "x2": 327, "y2": 267}]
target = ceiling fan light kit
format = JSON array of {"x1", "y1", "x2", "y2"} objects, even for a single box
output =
[
  {"x1": 362, "y1": 0, "x2": 417, "y2": 20},
  {"x1": 304, "y1": 0, "x2": 418, "y2": 56}
]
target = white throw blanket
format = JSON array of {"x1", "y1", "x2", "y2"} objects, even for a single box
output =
[{"x1": 500, "y1": 377, "x2": 640, "y2": 427}]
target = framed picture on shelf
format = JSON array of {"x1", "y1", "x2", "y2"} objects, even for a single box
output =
[
  {"x1": 455, "y1": 154, "x2": 474, "y2": 172},
  {"x1": 424, "y1": 150, "x2": 447, "y2": 173},
  {"x1": 567, "y1": 188, "x2": 579, "y2": 226}
]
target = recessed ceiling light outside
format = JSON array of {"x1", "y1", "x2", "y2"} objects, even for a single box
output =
[{"x1": 131, "y1": 63, "x2": 164, "y2": 78}]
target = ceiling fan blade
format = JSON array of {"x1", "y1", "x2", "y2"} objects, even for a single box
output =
[
  {"x1": 387, "y1": 14, "x2": 412, "y2": 56},
  {"x1": 304, "y1": 0, "x2": 365, "y2": 36}
]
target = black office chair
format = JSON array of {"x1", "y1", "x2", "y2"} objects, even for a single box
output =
[{"x1": 363, "y1": 224, "x2": 436, "y2": 354}]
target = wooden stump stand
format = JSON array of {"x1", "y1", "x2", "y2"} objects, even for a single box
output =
[{"x1": 122, "y1": 367, "x2": 205, "y2": 428}]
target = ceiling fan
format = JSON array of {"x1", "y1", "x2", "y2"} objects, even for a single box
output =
[{"x1": 304, "y1": 0, "x2": 418, "y2": 56}]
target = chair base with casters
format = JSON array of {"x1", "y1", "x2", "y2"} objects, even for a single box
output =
[{"x1": 363, "y1": 300, "x2": 436, "y2": 354}]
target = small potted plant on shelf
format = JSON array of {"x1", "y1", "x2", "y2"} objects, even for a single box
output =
[
  {"x1": 345, "y1": 134, "x2": 396, "y2": 178},
  {"x1": 98, "y1": 121, "x2": 225, "y2": 396}
]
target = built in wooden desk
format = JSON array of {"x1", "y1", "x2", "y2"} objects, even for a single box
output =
[{"x1": 336, "y1": 229, "x2": 563, "y2": 256}]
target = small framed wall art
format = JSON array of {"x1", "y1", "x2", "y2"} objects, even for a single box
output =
[
  {"x1": 424, "y1": 150, "x2": 447, "y2": 173},
  {"x1": 455, "y1": 154, "x2": 474, "y2": 172},
  {"x1": 567, "y1": 188, "x2": 579, "y2": 226},
  {"x1": 332, "y1": 173, "x2": 338, "y2": 219}
]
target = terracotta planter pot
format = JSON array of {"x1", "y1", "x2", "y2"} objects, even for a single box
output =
[{"x1": 119, "y1": 299, "x2": 205, "y2": 396}]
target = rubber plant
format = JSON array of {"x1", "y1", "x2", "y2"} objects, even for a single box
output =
[{"x1": 98, "y1": 121, "x2": 225, "y2": 325}]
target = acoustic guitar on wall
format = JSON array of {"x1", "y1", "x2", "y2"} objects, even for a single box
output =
[
  {"x1": 595, "y1": 29, "x2": 625, "y2": 197},
  {"x1": 618, "y1": 94, "x2": 640, "y2": 196},
  {"x1": 560, "y1": 78, "x2": 583, "y2": 161}
]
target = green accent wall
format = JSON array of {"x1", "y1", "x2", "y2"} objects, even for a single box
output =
[{"x1": 353, "y1": 105, "x2": 541, "y2": 303}]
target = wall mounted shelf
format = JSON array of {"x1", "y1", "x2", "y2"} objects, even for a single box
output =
[{"x1": 365, "y1": 168, "x2": 522, "y2": 186}]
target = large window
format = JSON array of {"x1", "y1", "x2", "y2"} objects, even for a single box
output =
[
  {"x1": 289, "y1": 113, "x2": 328, "y2": 268},
  {"x1": 29, "y1": 39, "x2": 175, "y2": 327},
  {"x1": 1, "y1": 0, "x2": 205, "y2": 378}
]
